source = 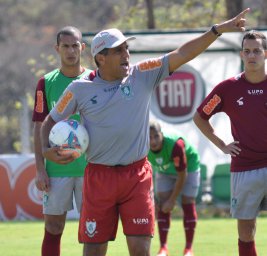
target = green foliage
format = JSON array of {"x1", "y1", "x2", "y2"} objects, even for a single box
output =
[
  {"x1": 111, "y1": 0, "x2": 227, "y2": 30},
  {"x1": 0, "y1": 115, "x2": 20, "y2": 153},
  {"x1": 0, "y1": 0, "x2": 265, "y2": 154}
]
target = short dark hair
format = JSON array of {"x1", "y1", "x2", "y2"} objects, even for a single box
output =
[
  {"x1": 56, "y1": 26, "x2": 82, "y2": 46},
  {"x1": 94, "y1": 48, "x2": 109, "y2": 67},
  {"x1": 242, "y1": 30, "x2": 267, "y2": 50}
]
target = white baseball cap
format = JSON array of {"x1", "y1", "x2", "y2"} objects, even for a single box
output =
[{"x1": 91, "y1": 28, "x2": 136, "y2": 57}]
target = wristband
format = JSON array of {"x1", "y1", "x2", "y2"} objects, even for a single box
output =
[{"x1": 211, "y1": 24, "x2": 222, "y2": 37}]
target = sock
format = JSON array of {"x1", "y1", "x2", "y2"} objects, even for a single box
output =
[
  {"x1": 238, "y1": 239, "x2": 257, "y2": 256},
  {"x1": 41, "y1": 229, "x2": 62, "y2": 256},
  {"x1": 157, "y1": 210, "x2": 171, "y2": 248},
  {"x1": 182, "y1": 203, "x2": 197, "y2": 250}
]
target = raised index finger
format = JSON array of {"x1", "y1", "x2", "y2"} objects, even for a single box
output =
[{"x1": 235, "y1": 8, "x2": 250, "y2": 19}]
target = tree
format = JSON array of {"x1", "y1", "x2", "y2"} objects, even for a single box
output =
[
  {"x1": 145, "y1": 0, "x2": 155, "y2": 29},
  {"x1": 258, "y1": 0, "x2": 267, "y2": 26},
  {"x1": 225, "y1": 0, "x2": 243, "y2": 19},
  {"x1": 0, "y1": 0, "x2": 266, "y2": 154}
]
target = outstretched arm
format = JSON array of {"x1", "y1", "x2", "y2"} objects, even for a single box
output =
[
  {"x1": 168, "y1": 8, "x2": 250, "y2": 73},
  {"x1": 193, "y1": 112, "x2": 241, "y2": 157}
]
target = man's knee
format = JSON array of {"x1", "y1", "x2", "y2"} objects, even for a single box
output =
[
  {"x1": 238, "y1": 219, "x2": 256, "y2": 242},
  {"x1": 83, "y1": 243, "x2": 108, "y2": 256},
  {"x1": 127, "y1": 236, "x2": 151, "y2": 256}
]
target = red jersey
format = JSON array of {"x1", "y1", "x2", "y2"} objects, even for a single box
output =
[{"x1": 197, "y1": 72, "x2": 267, "y2": 172}]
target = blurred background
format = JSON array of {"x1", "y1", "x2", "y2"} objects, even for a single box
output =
[{"x1": 1, "y1": 0, "x2": 267, "y2": 154}]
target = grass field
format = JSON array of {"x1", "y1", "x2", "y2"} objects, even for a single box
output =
[{"x1": 1, "y1": 216, "x2": 267, "y2": 255}]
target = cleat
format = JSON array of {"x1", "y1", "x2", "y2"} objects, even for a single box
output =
[
  {"x1": 183, "y1": 248, "x2": 194, "y2": 256},
  {"x1": 157, "y1": 247, "x2": 168, "y2": 256}
]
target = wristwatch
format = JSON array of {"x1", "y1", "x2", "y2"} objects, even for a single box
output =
[{"x1": 211, "y1": 24, "x2": 222, "y2": 37}]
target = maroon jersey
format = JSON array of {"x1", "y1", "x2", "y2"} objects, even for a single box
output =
[{"x1": 197, "y1": 73, "x2": 267, "y2": 172}]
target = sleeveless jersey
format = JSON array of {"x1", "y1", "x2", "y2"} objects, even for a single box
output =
[
  {"x1": 33, "y1": 68, "x2": 91, "y2": 177},
  {"x1": 148, "y1": 131, "x2": 200, "y2": 175},
  {"x1": 50, "y1": 56, "x2": 170, "y2": 165},
  {"x1": 197, "y1": 73, "x2": 267, "y2": 172}
]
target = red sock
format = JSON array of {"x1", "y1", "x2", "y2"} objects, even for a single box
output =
[
  {"x1": 238, "y1": 239, "x2": 257, "y2": 256},
  {"x1": 182, "y1": 203, "x2": 197, "y2": 250},
  {"x1": 157, "y1": 210, "x2": 171, "y2": 248},
  {"x1": 42, "y1": 229, "x2": 62, "y2": 256}
]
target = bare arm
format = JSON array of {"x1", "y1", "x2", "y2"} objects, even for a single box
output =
[
  {"x1": 193, "y1": 112, "x2": 241, "y2": 156},
  {"x1": 33, "y1": 122, "x2": 50, "y2": 192},
  {"x1": 168, "y1": 8, "x2": 249, "y2": 73},
  {"x1": 41, "y1": 115, "x2": 75, "y2": 164}
]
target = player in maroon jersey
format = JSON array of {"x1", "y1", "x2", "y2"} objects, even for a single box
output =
[{"x1": 194, "y1": 30, "x2": 267, "y2": 256}]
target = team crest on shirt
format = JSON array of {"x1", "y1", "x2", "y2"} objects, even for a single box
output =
[
  {"x1": 85, "y1": 219, "x2": 97, "y2": 238},
  {"x1": 121, "y1": 85, "x2": 133, "y2": 99},
  {"x1": 155, "y1": 157, "x2": 163, "y2": 165}
]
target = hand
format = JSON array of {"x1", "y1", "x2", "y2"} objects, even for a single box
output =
[
  {"x1": 161, "y1": 199, "x2": 176, "y2": 213},
  {"x1": 217, "y1": 8, "x2": 250, "y2": 34},
  {"x1": 35, "y1": 169, "x2": 50, "y2": 192},
  {"x1": 221, "y1": 141, "x2": 241, "y2": 157},
  {"x1": 42, "y1": 146, "x2": 75, "y2": 164}
]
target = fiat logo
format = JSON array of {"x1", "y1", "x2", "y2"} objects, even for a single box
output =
[{"x1": 151, "y1": 64, "x2": 205, "y2": 123}]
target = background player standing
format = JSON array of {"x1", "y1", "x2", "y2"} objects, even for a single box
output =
[
  {"x1": 32, "y1": 26, "x2": 91, "y2": 256},
  {"x1": 40, "y1": 10, "x2": 248, "y2": 256},
  {"x1": 148, "y1": 120, "x2": 200, "y2": 256},
  {"x1": 193, "y1": 30, "x2": 267, "y2": 256}
]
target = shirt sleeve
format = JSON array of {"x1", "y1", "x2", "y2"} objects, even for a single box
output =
[
  {"x1": 32, "y1": 77, "x2": 49, "y2": 122},
  {"x1": 171, "y1": 138, "x2": 187, "y2": 172},
  {"x1": 197, "y1": 83, "x2": 224, "y2": 120},
  {"x1": 49, "y1": 82, "x2": 78, "y2": 122}
]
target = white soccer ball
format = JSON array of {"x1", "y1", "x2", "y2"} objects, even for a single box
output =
[{"x1": 49, "y1": 119, "x2": 89, "y2": 158}]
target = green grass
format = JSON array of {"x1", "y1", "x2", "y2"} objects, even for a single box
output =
[{"x1": 1, "y1": 217, "x2": 267, "y2": 255}]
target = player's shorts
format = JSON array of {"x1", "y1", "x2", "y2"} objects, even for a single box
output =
[
  {"x1": 155, "y1": 169, "x2": 200, "y2": 198},
  {"x1": 78, "y1": 157, "x2": 154, "y2": 244},
  {"x1": 231, "y1": 167, "x2": 267, "y2": 219},
  {"x1": 43, "y1": 177, "x2": 83, "y2": 215}
]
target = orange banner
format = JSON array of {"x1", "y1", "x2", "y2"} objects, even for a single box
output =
[{"x1": 0, "y1": 154, "x2": 43, "y2": 220}]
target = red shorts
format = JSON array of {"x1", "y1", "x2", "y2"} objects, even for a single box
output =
[{"x1": 78, "y1": 157, "x2": 155, "y2": 243}]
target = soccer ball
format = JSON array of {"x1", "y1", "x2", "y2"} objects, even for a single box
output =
[{"x1": 49, "y1": 119, "x2": 89, "y2": 158}]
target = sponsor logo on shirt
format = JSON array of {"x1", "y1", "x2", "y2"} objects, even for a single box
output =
[
  {"x1": 203, "y1": 94, "x2": 221, "y2": 115},
  {"x1": 247, "y1": 89, "x2": 264, "y2": 95},
  {"x1": 85, "y1": 219, "x2": 97, "y2": 238},
  {"x1": 138, "y1": 59, "x2": 162, "y2": 71},
  {"x1": 173, "y1": 156, "x2": 180, "y2": 167},
  {"x1": 35, "y1": 90, "x2": 44, "y2": 113},
  {"x1": 236, "y1": 97, "x2": 244, "y2": 106},
  {"x1": 56, "y1": 91, "x2": 73, "y2": 114},
  {"x1": 90, "y1": 95, "x2": 98, "y2": 104},
  {"x1": 104, "y1": 85, "x2": 119, "y2": 92}
]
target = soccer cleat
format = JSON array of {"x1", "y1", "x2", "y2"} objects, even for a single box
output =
[
  {"x1": 183, "y1": 248, "x2": 194, "y2": 256},
  {"x1": 157, "y1": 247, "x2": 168, "y2": 256}
]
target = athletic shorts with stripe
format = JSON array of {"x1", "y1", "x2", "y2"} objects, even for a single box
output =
[{"x1": 78, "y1": 157, "x2": 155, "y2": 243}]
